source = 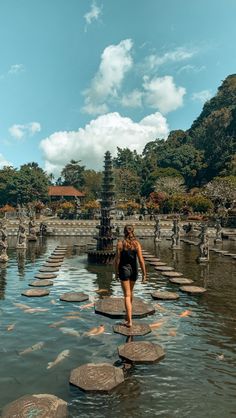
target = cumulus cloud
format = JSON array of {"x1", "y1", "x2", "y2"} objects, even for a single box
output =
[
  {"x1": 143, "y1": 47, "x2": 196, "y2": 72},
  {"x1": 40, "y1": 111, "x2": 169, "y2": 175},
  {"x1": 8, "y1": 64, "x2": 25, "y2": 75},
  {"x1": 143, "y1": 75, "x2": 186, "y2": 114},
  {"x1": 9, "y1": 122, "x2": 41, "y2": 139},
  {"x1": 192, "y1": 90, "x2": 212, "y2": 103},
  {"x1": 82, "y1": 39, "x2": 133, "y2": 114},
  {"x1": 121, "y1": 90, "x2": 143, "y2": 108},
  {"x1": 0, "y1": 154, "x2": 11, "y2": 168},
  {"x1": 84, "y1": 1, "x2": 102, "y2": 26}
]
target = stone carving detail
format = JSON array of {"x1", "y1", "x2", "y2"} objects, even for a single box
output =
[
  {"x1": 171, "y1": 218, "x2": 181, "y2": 249},
  {"x1": 28, "y1": 216, "x2": 37, "y2": 241},
  {"x1": 154, "y1": 216, "x2": 161, "y2": 242},
  {"x1": 198, "y1": 223, "x2": 209, "y2": 262},
  {"x1": 16, "y1": 220, "x2": 27, "y2": 249},
  {"x1": 214, "y1": 217, "x2": 223, "y2": 243},
  {"x1": 0, "y1": 221, "x2": 8, "y2": 262}
]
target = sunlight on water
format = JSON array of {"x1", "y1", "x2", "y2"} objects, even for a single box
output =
[{"x1": 0, "y1": 236, "x2": 235, "y2": 417}]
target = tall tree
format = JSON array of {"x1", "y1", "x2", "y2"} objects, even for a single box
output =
[{"x1": 60, "y1": 160, "x2": 85, "y2": 189}]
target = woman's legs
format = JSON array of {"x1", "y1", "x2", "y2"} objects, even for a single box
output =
[{"x1": 121, "y1": 279, "x2": 135, "y2": 326}]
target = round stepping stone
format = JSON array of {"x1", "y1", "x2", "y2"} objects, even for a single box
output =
[
  {"x1": 223, "y1": 253, "x2": 234, "y2": 257},
  {"x1": 1, "y1": 394, "x2": 68, "y2": 418},
  {"x1": 218, "y1": 251, "x2": 228, "y2": 254},
  {"x1": 70, "y1": 363, "x2": 124, "y2": 392},
  {"x1": 113, "y1": 322, "x2": 151, "y2": 336},
  {"x1": 46, "y1": 259, "x2": 63, "y2": 265},
  {"x1": 95, "y1": 297, "x2": 155, "y2": 318},
  {"x1": 60, "y1": 292, "x2": 89, "y2": 302},
  {"x1": 151, "y1": 262, "x2": 167, "y2": 266},
  {"x1": 151, "y1": 291, "x2": 179, "y2": 300},
  {"x1": 161, "y1": 271, "x2": 183, "y2": 278},
  {"x1": 29, "y1": 280, "x2": 53, "y2": 287},
  {"x1": 118, "y1": 341, "x2": 165, "y2": 363},
  {"x1": 48, "y1": 257, "x2": 64, "y2": 261},
  {"x1": 39, "y1": 267, "x2": 59, "y2": 273},
  {"x1": 155, "y1": 266, "x2": 174, "y2": 271},
  {"x1": 34, "y1": 273, "x2": 57, "y2": 279},
  {"x1": 52, "y1": 251, "x2": 66, "y2": 254},
  {"x1": 149, "y1": 260, "x2": 161, "y2": 265},
  {"x1": 21, "y1": 289, "x2": 50, "y2": 297},
  {"x1": 180, "y1": 285, "x2": 207, "y2": 295},
  {"x1": 43, "y1": 262, "x2": 62, "y2": 268},
  {"x1": 169, "y1": 278, "x2": 194, "y2": 285}
]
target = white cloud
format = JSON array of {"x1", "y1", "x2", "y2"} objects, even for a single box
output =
[
  {"x1": 84, "y1": 1, "x2": 102, "y2": 25},
  {"x1": 40, "y1": 111, "x2": 169, "y2": 175},
  {"x1": 8, "y1": 64, "x2": 25, "y2": 75},
  {"x1": 0, "y1": 154, "x2": 11, "y2": 168},
  {"x1": 143, "y1": 75, "x2": 186, "y2": 114},
  {"x1": 144, "y1": 47, "x2": 196, "y2": 72},
  {"x1": 9, "y1": 122, "x2": 41, "y2": 139},
  {"x1": 192, "y1": 90, "x2": 212, "y2": 103},
  {"x1": 121, "y1": 90, "x2": 143, "y2": 108},
  {"x1": 177, "y1": 64, "x2": 206, "y2": 74},
  {"x1": 82, "y1": 39, "x2": 133, "y2": 114}
]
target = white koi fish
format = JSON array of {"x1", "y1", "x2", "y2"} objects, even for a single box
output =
[
  {"x1": 59, "y1": 327, "x2": 80, "y2": 337},
  {"x1": 13, "y1": 303, "x2": 32, "y2": 311},
  {"x1": 25, "y1": 308, "x2": 49, "y2": 314},
  {"x1": 6, "y1": 323, "x2": 16, "y2": 331},
  {"x1": 19, "y1": 341, "x2": 44, "y2": 356},
  {"x1": 47, "y1": 349, "x2": 70, "y2": 369}
]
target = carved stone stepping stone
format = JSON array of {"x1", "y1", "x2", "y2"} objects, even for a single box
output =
[
  {"x1": 169, "y1": 277, "x2": 194, "y2": 285},
  {"x1": 118, "y1": 341, "x2": 165, "y2": 363},
  {"x1": 46, "y1": 259, "x2": 63, "y2": 264},
  {"x1": 70, "y1": 363, "x2": 124, "y2": 392},
  {"x1": 180, "y1": 285, "x2": 207, "y2": 295},
  {"x1": 56, "y1": 246, "x2": 67, "y2": 249},
  {"x1": 113, "y1": 322, "x2": 151, "y2": 336},
  {"x1": 155, "y1": 266, "x2": 174, "y2": 271},
  {"x1": 34, "y1": 273, "x2": 57, "y2": 279},
  {"x1": 43, "y1": 262, "x2": 62, "y2": 268},
  {"x1": 39, "y1": 267, "x2": 60, "y2": 273},
  {"x1": 161, "y1": 271, "x2": 183, "y2": 278},
  {"x1": 21, "y1": 289, "x2": 50, "y2": 297},
  {"x1": 143, "y1": 256, "x2": 157, "y2": 260},
  {"x1": 151, "y1": 262, "x2": 167, "y2": 266},
  {"x1": 29, "y1": 280, "x2": 53, "y2": 287},
  {"x1": 52, "y1": 251, "x2": 66, "y2": 254},
  {"x1": 223, "y1": 253, "x2": 233, "y2": 256},
  {"x1": 151, "y1": 291, "x2": 179, "y2": 300},
  {"x1": 95, "y1": 297, "x2": 155, "y2": 318},
  {"x1": 149, "y1": 260, "x2": 161, "y2": 265},
  {"x1": 60, "y1": 292, "x2": 89, "y2": 302},
  {"x1": 48, "y1": 257, "x2": 64, "y2": 261},
  {"x1": 1, "y1": 394, "x2": 68, "y2": 418}
]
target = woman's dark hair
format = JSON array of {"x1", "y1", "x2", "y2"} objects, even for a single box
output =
[{"x1": 123, "y1": 224, "x2": 137, "y2": 248}]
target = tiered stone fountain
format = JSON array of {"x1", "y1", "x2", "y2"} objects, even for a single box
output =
[{"x1": 87, "y1": 151, "x2": 116, "y2": 264}]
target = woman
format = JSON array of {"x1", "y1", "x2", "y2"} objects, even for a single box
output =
[{"x1": 115, "y1": 224, "x2": 146, "y2": 327}]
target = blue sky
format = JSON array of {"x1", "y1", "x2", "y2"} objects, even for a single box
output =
[{"x1": 0, "y1": 0, "x2": 235, "y2": 175}]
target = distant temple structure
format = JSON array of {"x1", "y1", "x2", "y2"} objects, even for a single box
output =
[{"x1": 48, "y1": 186, "x2": 85, "y2": 202}]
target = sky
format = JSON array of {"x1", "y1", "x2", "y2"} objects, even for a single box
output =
[{"x1": 0, "y1": 0, "x2": 236, "y2": 176}]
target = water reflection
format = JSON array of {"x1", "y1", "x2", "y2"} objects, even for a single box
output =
[
  {"x1": 0, "y1": 265, "x2": 7, "y2": 299},
  {"x1": 16, "y1": 249, "x2": 26, "y2": 277}
]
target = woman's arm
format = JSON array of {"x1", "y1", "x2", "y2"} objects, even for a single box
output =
[
  {"x1": 114, "y1": 240, "x2": 122, "y2": 279},
  {"x1": 136, "y1": 241, "x2": 147, "y2": 282}
]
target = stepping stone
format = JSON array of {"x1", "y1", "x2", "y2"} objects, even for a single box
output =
[
  {"x1": 151, "y1": 262, "x2": 167, "y2": 266},
  {"x1": 48, "y1": 257, "x2": 64, "y2": 261},
  {"x1": 180, "y1": 285, "x2": 207, "y2": 295},
  {"x1": 29, "y1": 280, "x2": 53, "y2": 287},
  {"x1": 223, "y1": 253, "x2": 234, "y2": 257},
  {"x1": 161, "y1": 271, "x2": 183, "y2": 278},
  {"x1": 70, "y1": 363, "x2": 124, "y2": 392},
  {"x1": 21, "y1": 289, "x2": 50, "y2": 297},
  {"x1": 52, "y1": 251, "x2": 66, "y2": 254},
  {"x1": 34, "y1": 273, "x2": 57, "y2": 280},
  {"x1": 218, "y1": 251, "x2": 228, "y2": 254},
  {"x1": 144, "y1": 255, "x2": 157, "y2": 259},
  {"x1": 1, "y1": 394, "x2": 68, "y2": 418},
  {"x1": 39, "y1": 267, "x2": 60, "y2": 273},
  {"x1": 43, "y1": 262, "x2": 62, "y2": 268},
  {"x1": 113, "y1": 322, "x2": 151, "y2": 336},
  {"x1": 118, "y1": 341, "x2": 165, "y2": 363},
  {"x1": 60, "y1": 292, "x2": 89, "y2": 302},
  {"x1": 151, "y1": 291, "x2": 179, "y2": 300},
  {"x1": 154, "y1": 266, "x2": 174, "y2": 271},
  {"x1": 46, "y1": 259, "x2": 63, "y2": 265},
  {"x1": 95, "y1": 297, "x2": 155, "y2": 318},
  {"x1": 149, "y1": 260, "x2": 161, "y2": 265},
  {"x1": 169, "y1": 278, "x2": 194, "y2": 285}
]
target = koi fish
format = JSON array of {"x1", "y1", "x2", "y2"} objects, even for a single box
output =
[
  {"x1": 59, "y1": 327, "x2": 80, "y2": 337},
  {"x1": 48, "y1": 320, "x2": 65, "y2": 328},
  {"x1": 25, "y1": 308, "x2": 49, "y2": 314},
  {"x1": 80, "y1": 302, "x2": 94, "y2": 310},
  {"x1": 179, "y1": 310, "x2": 192, "y2": 318},
  {"x1": 19, "y1": 341, "x2": 44, "y2": 356},
  {"x1": 63, "y1": 315, "x2": 81, "y2": 320},
  {"x1": 47, "y1": 349, "x2": 70, "y2": 369},
  {"x1": 13, "y1": 302, "x2": 32, "y2": 311},
  {"x1": 149, "y1": 320, "x2": 165, "y2": 329},
  {"x1": 84, "y1": 325, "x2": 105, "y2": 336},
  {"x1": 6, "y1": 323, "x2": 16, "y2": 331},
  {"x1": 168, "y1": 329, "x2": 177, "y2": 336},
  {"x1": 50, "y1": 299, "x2": 57, "y2": 305},
  {"x1": 154, "y1": 303, "x2": 167, "y2": 312}
]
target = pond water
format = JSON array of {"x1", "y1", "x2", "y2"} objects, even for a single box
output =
[{"x1": 0, "y1": 236, "x2": 236, "y2": 418}]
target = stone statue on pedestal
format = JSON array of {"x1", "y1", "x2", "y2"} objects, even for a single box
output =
[
  {"x1": 0, "y1": 222, "x2": 8, "y2": 262},
  {"x1": 214, "y1": 218, "x2": 223, "y2": 243},
  {"x1": 28, "y1": 217, "x2": 37, "y2": 241},
  {"x1": 16, "y1": 220, "x2": 27, "y2": 249},
  {"x1": 198, "y1": 223, "x2": 209, "y2": 262},
  {"x1": 171, "y1": 218, "x2": 181, "y2": 249},
  {"x1": 154, "y1": 216, "x2": 161, "y2": 242}
]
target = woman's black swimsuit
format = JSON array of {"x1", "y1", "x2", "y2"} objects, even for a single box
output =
[{"x1": 119, "y1": 246, "x2": 138, "y2": 281}]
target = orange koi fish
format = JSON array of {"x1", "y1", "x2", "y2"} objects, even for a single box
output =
[{"x1": 179, "y1": 310, "x2": 192, "y2": 318}]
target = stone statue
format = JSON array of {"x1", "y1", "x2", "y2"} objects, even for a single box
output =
[
  {"x1": 214, "y1": 218, "x2": 223, "y2": 243},
  {"x1": 115, "y1": 225, "x2": 120, "y2": 237},
  {"x1": 28, "y1": 216, "x2": 37, "y2": 241},
  {"x1": 198, "y1": 223, "x2": 209, "y2": 262},
  {"x1": 16, "y1": 220, "x2": 27, "y2": 249},
  {"x1": 154, "y1": 216, "x2": 161, "y2": 242},
  {"x1": 171, "y1": 218, "x2": 181, "y2": 249},
  {"x1": 0, "y1": 221, "x2": 8, "y2": 262},
  {"x1": 40, "y1": 222, "x2": 47, "y2": 236}
]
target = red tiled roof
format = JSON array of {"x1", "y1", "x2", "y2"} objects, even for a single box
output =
[{"x1": 48, "y1": 186, "x2": 85, "y2": 197}]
